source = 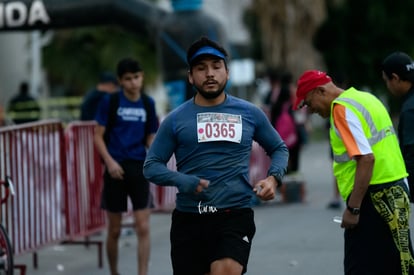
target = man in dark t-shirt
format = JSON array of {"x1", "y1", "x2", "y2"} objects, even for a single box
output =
[
  {"x1": 8, "y1": 82, "x2": 41, "y2": 124},
  {"x1": 382, "y1": 51, "x2": 414, "y2": 202},
  {"x1": 80, "y1": 72, "x2": 119, "y2": 121}
]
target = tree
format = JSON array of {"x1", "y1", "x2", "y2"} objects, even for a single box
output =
[
  {"x1": 42, "y1": 25, "x2": 158, "y2": 96},
  {"x1": 314, "y1": 0, "x2": 414, "y2": 94},
  {"x1": 244, "y1": 0, "x2": 326, "y2": 78}
]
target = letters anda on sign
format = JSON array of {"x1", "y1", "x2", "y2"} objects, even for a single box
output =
[{"x1": 0, "y1": 0, "x2": 50, "y2": 28}]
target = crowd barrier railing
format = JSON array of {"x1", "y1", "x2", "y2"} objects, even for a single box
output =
[
  {"x1": 62, "y1": 121, "x2": 106, "y2": 268},
  {"x1": 0, "y1": 120, "x2": 67, "y2": 255},
  {"x1": 64, "y1": 122, "x2": 106, "y2": 238},
  {"x1": 0, "y1": 120, "x2": 67, "y2": 274}
]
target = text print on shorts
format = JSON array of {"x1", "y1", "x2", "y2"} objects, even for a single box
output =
[
  {"x1": 197, "y1": 112, "x2": 242, "y2": 143},
  {"x1": 198, "y1": 200, "x2": 218, "y2": 214}
]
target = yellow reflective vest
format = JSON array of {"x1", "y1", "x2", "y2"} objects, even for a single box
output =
[{"x1": 329, "y1": 87, "x2": 408, "y2": 200}]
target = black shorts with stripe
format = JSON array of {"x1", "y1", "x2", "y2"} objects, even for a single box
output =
[{"x1": 170, "y1": 208, "x2": 256, "y2": 275}]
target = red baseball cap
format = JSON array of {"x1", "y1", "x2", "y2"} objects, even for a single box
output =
[{"x1": 293, "y1": 70, "x2": 332, "y2": 110}]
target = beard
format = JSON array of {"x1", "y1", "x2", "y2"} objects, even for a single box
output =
[{"x1": 194, "y1": 81, "x2": 227, "y2": 99}]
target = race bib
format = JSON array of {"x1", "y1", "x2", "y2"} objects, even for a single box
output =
[{"x1": 197, "y1": 112, "x2": 242, "y2": 143}]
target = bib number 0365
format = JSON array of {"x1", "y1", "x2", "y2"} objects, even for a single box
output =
[{"x1": 197, "y1": 113, "x2": 242, "y2": 143}]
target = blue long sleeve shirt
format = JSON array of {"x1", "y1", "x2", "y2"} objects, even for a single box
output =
[{"x1": 143, "y1": 94, "x2": 288, "y2": 213}]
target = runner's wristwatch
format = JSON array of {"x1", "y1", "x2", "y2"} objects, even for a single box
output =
[{"x1": 347, "y1": 205, "x2": 360, "y2": 215}]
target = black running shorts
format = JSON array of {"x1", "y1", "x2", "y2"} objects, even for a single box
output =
[
  {"x1": 170, "y1": 208, "x2": 256, "y2": 275},
  {"x1": 101, "y1": 160, "x2": 150, "y2": 212}
]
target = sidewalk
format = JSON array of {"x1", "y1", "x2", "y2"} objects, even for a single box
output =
[{"x1": 13, "y1": 139, "x2": 404, "y2": 274}]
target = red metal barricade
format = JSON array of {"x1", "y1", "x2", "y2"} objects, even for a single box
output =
[
  {"x1": 64, "y1": 121, "x2": 106, "y2": 238},
  {"x1": 0, "y1": 120, "x2": 67, "y2": 256}
]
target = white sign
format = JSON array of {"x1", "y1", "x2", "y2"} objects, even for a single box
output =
[
  {"x1": 0, "y1": 0, "x2": 50, "y2": 28},
  {"x1": 229, "y1": 59, "x2": 255, "y2": 86}
]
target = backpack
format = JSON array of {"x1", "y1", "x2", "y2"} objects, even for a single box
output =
[
  {"x1": 274, "y1": 102, "x2": 298, "y2": 149},
  {"x1": 103, "y1": 91, "x2": 153, "y2": 144}
]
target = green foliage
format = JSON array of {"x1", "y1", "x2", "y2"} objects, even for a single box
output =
[
  {"x1": 43, "y1": 25, "x2": 158, "y2": 96},
  {"x1": 314, "y1": 0, "x2": 414, "y2": 99}
]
